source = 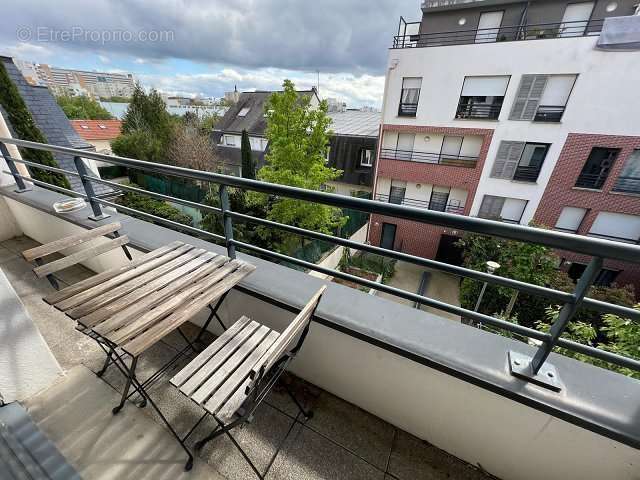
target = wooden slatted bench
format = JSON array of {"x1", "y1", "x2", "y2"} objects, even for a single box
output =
[
  {"x1": 171, "y1": 286, "x2": 326, "y2": 479},
  {"x1": 21, "y1": 222, "x2": 132, "y2": 290}
]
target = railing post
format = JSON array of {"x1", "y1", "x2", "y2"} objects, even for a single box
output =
[
  {"x1": 0, "y1": 142, "x2": 31, "y2": 192},
  {"x1": 218, "y1": 184, "x2": 236, "y2": 259},
  {"x1": 74, "y1": 155, "x2": 109, "y2": 221},
  {"x1": 509, "y1": 256, "x2": 603, "y2": 391}
]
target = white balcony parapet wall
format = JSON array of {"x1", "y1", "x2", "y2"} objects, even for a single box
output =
[
  {"x1": 2, "y1": 191, "x2": 638, "y2": 480},
  {"x1": 383, "y1": 36, "x2": 640, "y2": 224}
]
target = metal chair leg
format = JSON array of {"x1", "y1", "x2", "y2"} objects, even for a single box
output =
[
  {"x1": 283, "y1": 382, "x2": 313, "y2": 420},
  {"x1": 216, "y1": 418, "x2": 264, "y2": 480}
]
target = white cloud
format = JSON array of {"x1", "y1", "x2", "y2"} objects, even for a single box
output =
[{"x1": 137, "y1": 67, "x2": 385, "y2": 108}]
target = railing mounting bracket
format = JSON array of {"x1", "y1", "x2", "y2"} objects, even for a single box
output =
[{"x1": 508, "y1": 351, "x2": 563, "y2": 392}]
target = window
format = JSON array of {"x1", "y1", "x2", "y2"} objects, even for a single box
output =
[
  {"x1": 510, "y1": 74, "x2": 576, "y2": 122},
  {"x1": 490, "y1": 141, "x2": 549, "y2": 182},
  {"x1": 478, "y1": 195, "x2": 527, "y2": 223},
  {"x1": 440, "y1": 136, "x2": 463, "y2": 161},
  {"x1": 575, "y1": 147, "x2": 619, "y2": 189},
  {"x1": 224, "y1": 135, "x2": 236, "y2": 147},
  {"x1": 475, "y1": 11, "x2": 504, "y2": 43},
  {"x1": 429, "y1": 186, "x2": 450, "y2": 212},
  {"x1": 389, "y1": 180, "x2": 407, "y2": 205},
  {"x1": 588, "y1": 212, "x2": 640, "y2": 243},
  {"x1": 237, "y1": 107, "x2": 250, "y2": 117},
  {"x1": 394, "y1": 133, "x2": 415, "y2": 160},
  {"x1": 555, "y1": 207, "x2": 587, "y2": 233},
  {"x1": 325, "y1": 146, "x2": 331, "y2": 164},
  {"x1": 567, "y1": 263, "x2": 619, "y2": 286},
  {"x1": 456, "y1": 76, "x2": 509, "y2": 120},
  {"x1": 613, "y1": 149, "x2": 640, "y2": 194},
  {"x1": 398, "y1": 77, "x2": 421, "y2": 116},
  {"x1": 360, "y1": 149, "x2": 374, "y2": 167}
]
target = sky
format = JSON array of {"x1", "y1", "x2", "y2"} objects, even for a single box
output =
[{"x1": 1, "y1": 0, "x2": 419, "y2": 108}]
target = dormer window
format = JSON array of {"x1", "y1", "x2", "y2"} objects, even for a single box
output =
[
  {"x1": 238, "y1": 107, "x2": 250, "y2": 117},
  {"x1": 98, "y1": 125, "x2": 107, "y2": 129},
  {"x1": 81, "y1": 125, "x2": 89, "y2": 129}
]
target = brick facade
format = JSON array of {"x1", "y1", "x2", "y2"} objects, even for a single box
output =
[
  {"x1": 369, "y1": 124, "x2": 493, "y2": 258},
  {"x1": 533, "y1": 133, "x2": 640, "y2": 294}
]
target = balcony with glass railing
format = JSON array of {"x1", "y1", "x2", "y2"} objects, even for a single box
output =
[{"x1": 1, "y1": 137, "x2": 639, "y2": 480}]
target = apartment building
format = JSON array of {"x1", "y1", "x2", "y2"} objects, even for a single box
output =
[
  {"x1": 371, "y1": 0, "x2": 640, "y2": 267},
  {"x1": 15, "y1": 60, "x2": 136, "y2": 98}
]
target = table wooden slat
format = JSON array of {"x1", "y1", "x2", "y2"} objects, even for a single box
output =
[
  {"x1": 44, "y1": 241, "x2": 184, "y2": 305},
  {"x1": 122, "y1": 263, "x2": 255, "y2": 357},
  {"x1": 60, "y1": 245, "x2": 200, "y2": 315},
  {"x1": 105, "y1": 261, "x2": 244, "y2": 344},
  {"x1": 80, "y1": 254, "x2": 225, "y2": 330},
  {"x1": 22, "y1": 222, "x2": 121, "y2": 261},
  {"x1": 170, "y1": 316, "x2": 252, "y2": 388}
]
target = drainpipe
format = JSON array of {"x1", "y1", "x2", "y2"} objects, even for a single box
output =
[
  {"x1": 0, "y1": 112, "x2": 30, "y2": 187},
  {"x1": 367, "y1": 57, "x2": 398, "y2": 243}
]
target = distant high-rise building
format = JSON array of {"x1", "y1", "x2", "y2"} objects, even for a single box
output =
[{"x1": 14, "y1": 59, "x2": 136, "y2": 99}]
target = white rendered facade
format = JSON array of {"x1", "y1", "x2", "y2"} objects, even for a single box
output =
[{"x1": 381, "y1": 36, "x2": 640, "y2": 225}]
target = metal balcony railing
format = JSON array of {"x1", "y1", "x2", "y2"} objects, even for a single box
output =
[
  {"x1": 393, "y1": 19, "x2": 605, "y2": 49},
  {"x1": 1, "y1": 137, "x2": 640, "y2": 391},
  {"x1": 534, "y1": 105, "x2": 566, "y2": 122},
  {"x1": 613, "y1": 175, "x2": 640, "y2": 194},
  {"x1": 380, "y1": 148, "x2": 478, "y2": 168},
  {"x1": 455, "y1": 103, "x2": 502, "y2": 120},
  {"x1": 512, "y1": 165, "x2": 542, "y2": 183},
  {"x1": 575, "y1": 172, "x2": 609, "y2": 190},
  {"x1": 398, "y1": 102, "x2": 419, "y2": 116},
  {"x1": 375, "y1": 193, "x2": 465, "y2": 214}
]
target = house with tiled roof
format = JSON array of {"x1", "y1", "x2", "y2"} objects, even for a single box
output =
[
  {"x1": 71, "y1": 119, "x2": 122, "y2": 154},
  {"x1": 0, "y1": 56, "x2": 112, "y2": 197}
]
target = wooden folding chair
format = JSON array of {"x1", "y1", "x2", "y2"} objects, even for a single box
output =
[
  {"x1": 21, "y1": 222, "x2": 132, "y2": 291},
  {"x1": 171, "y1": 286, "x2": 326, "y2": 478}
]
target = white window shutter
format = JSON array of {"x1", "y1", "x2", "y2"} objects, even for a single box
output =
[{"x1": 509, "y1": 75, "x2": 549, "y2": 120}]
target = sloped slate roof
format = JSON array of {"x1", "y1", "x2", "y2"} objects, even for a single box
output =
[
  {"x1": 215, "y1": 89, "x2": 318, "y2": 136},
  {"x1": 1, "y1": 57, "x2": 112, "y2": 196}
]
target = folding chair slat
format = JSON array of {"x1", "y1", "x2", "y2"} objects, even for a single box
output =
[
  {"x1": 33, "y1": 236, "x2": 129, "y2": 278},
  {"x1": 178, "y1": 320, "x2": 261, "y2": 396},
  {"x1": 250, "y1": 285, "x2": 326, "y2": 379},
  {"x1": 122, "y1": 263, "x2": 256, "y2": 357},
  {"x1": 80, "y1": 254, "x2": 224, "y2": 330},
  {"x1": 205, "y1": 330, "x2": 279, "y2": 416},
  {"x1": 171, "y1": 316, "x2": 252, "y2": 388},
  {"x1": 216, "y1": 377, "x2": 252, "y2": 423},
  {"x1": 190, "y1": 325, "x2": 271, "y2": 405},
  {"x1": 44, "y1": 241, "x2": 184, "y2": 304},
  {"x1": 105, "y1": 261, "x2": 242, "y2": 344},
  {"x1": 22, "y1": 222, "x2": 121, "y2": 261},
  {"x1": 59, "y1": 245, "x2": 198, "y2": 314}
]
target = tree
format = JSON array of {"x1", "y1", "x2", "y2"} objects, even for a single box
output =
[
  {"x1": 240, "y1": 130, "x2": 255, "y2": 179},
  {"x1": 537, "y1": 306, "x2": 640, "y2": 379},
  {"x1": 256, "y1": 79, "x2": 345, "y2": 234},
  {"x1": 457, "y1": 232, "x2": 559, "y2": 327},
  {"x1": 167, "y1": 114, "x2": 221, "y2": 173},
  {"x1": 117, "y1": 183, "x2": 192, "y2": 226},
  {"x1": 111, "y1": 84, "x2": 175, "y2": 163},
  {"x1": 56, "y1": 95, "x2": 112, "y2": 120}
]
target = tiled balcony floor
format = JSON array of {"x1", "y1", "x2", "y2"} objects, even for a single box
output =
[{"x1": 0, "y1": 236, "x2": 495, "y2": 480}]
